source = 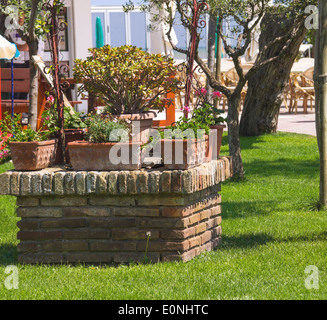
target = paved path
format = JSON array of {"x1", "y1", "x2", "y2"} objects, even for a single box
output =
[{"x1": 277, "y1": 108, "x2": 316, "y2": 136}]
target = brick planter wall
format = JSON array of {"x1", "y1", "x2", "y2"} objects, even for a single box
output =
[{"x1": 0, "y1": 157, "x2": 232, "y2": 265}]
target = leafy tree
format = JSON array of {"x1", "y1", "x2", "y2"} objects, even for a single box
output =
[
  {"x1": 0, "y1": 0, "x2": 53, "y2": 130},
  {"x1": 129, "y1": 0, "x2": 313, "y2": 178}
]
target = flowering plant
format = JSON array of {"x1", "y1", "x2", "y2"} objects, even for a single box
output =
[
  {"x1": 0, "y1": 148, "x2": 10, "y2": 164},
  {"x1": 41, "y1": 94, "x2": 87, "y2": 130},
  {"x1": 0, "y1": 112, "x2": 55, "y2": 145},
  {"x1": 181, "y1": 88, "x2": 226, "y2": 127}
]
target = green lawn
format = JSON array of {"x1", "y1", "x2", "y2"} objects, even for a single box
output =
[{"x1": 0, "y1": 132, "x2": 326, "y2": 300}]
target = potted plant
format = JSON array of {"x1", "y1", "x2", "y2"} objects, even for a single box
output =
[
  {"x1": 67, "y1": 113, "x2": 142, "y2": 171},
  {"x1": 192, "y1": 89, "x2": 227, "y2": 160},
  {"x1": 42, "y1": 95, "x2": 87, "y2": 164},
  {"x1": 73, "y1": 45, "x2": 178, "y2": 144},
  {"x1": 0, "y1": 113, "x2": 57, "y2": 171},
  {"x1": 158, "y1": 115, "x2": 209, "y2": 170}
]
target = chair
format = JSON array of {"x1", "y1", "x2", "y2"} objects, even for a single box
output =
[
  {"x1": 288, "y1": 67, "x2": 315, "y2": 114},
  {"x1": 223, "y1": 64, "x2": 252, "y2": 112}
]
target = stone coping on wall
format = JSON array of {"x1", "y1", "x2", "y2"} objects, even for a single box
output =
[{"x1": 0, "y1": 157, "x2": 232, "y2": 197}]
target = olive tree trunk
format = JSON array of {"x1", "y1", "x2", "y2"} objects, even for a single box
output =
[
  {"x1": 240, "y1": 13, "x2": 307, "y2": 137},
  {"x1": 227, "y1": 94, "x2": 244, "y2": 178}
]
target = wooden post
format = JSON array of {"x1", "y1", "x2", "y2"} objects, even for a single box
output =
[{"x1": 214, "y1": 17, "x2": 222, "y2": 109}]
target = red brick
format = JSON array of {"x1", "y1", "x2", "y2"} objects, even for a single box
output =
[
  {"x1": 113, "y1": 207, "x2": 160, "y2": 217},
  {"x1": 195, "y1": 222, "x2": 207, "y2": 235},
  {"x1": 17, "y1": 219, "x2": 39, "y2": 230},
  {"x1": 211, "y1": 205, "x2": 222, "y2": 217},
  {"x1": 112, "y1": 229, "x2": 159, "y2": 240},
  {"x1": 189, "y1": 213, "x2": 201, "y2": 225},
  {"x1": 137, "y1": 240, "x2": 189, "y2": 252},
  {"x1": 17, "y1": 242, "x2": 39, "y2": 253},
  {"x1": 40, "y1": 218, "x2": 86, "y2": 229},
  {"x1": 17, "y1": 230, "x2": 63, "y2": 241},
  {"x1": 200, "y1": 231, "x2": 212, "y2": 245},
  {"x1": 188, "y1": 236, "x2": 201, "y2": 249},
  {"x1": 212, "y1": 226, "x2": 222, "y2": 238},
  {"x1": 161, "y1": 206, "x2": 192, "y2": 218},
  {"x1": 90, "y1": 240, "x2": 136, "y2": 251},
  {"x1": 160, "y1": 227, "x2": 195, "y2": 240}
]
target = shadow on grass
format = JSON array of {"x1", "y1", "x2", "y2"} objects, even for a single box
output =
[
  {"x1": 219, "y1": 230, "x2": 327, "y2": 250},
  {"x1": 222, "y1": 200, "x2": 278, "y2": 220},
  {"x1": 221, "y1": 134, "x2": 267, "y2": 153},
  {"x1": 244, "y1": 158, "x2": 319, "y2": 179},
  {"x1": 0, "y1": 244, "x2": 18, "y2": 266}
]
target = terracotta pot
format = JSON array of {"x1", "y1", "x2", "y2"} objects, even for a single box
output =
[
  {"x1": 209, "y1": 125, "x2": 226, "y2": 158},
  {"x1": 9, "y1": 139, "x2": 57, "y2": 171},
  {"x1": 204, "y1": 133, "x2": 212, "y2": 163},
  {"x1": 117, "y1": 111, "x2": 157, "y2": 144},
  {"x1": 161, "y1": 138, "x2": 206, "y2": 170},
  {"x1": 67, "y1": 140, "x2": 142, "y2": 171},
  {"x1": 54, "y1": 129, "x2": 85, "y2": 165}
]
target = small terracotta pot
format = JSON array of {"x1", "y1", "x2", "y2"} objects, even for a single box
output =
[
  {"x1": 54, "y1": 129, "x2": 84, "y2": 165},
  {"x1": 67, "y1": 140, "x2": 142, "y2": 171},
  {"x1": 161, "y1": 138, "x2": 206, "y2": 170},
  {"x1": 9, "y1": 139, "x2": 57, "y2": 171},
  {"x1": 209, "y1": 125, "x2": 226, "y2": 158}
]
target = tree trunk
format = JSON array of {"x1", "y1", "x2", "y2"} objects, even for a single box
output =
[
  {"x1": 227, "y1": 94, "x2": 244, "y2": 179},
  {"x1": 239, "y1": 13, "x2": 307, "y2": 137},
  {"x1": 316, "y1": 0, "x2": 327, "y2": 207},
  {"x1": 27, "y1": 0, "x2": 41, "y2": 131},
  {"x1": 28, "y1": 38, "x2": 39, "y2": 130}
]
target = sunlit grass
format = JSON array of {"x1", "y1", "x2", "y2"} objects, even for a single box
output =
[{"x1": 0, "y1": 132, "x2": 326, "y2": 300}]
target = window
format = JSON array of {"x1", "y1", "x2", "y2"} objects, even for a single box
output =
[{"x1": 91, "y1": 7, "x2": 148, "y2": 51}]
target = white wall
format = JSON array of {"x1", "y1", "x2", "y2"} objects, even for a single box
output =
[{"x1": 70, "y1": 0, "x2": 93, "y2": 112}]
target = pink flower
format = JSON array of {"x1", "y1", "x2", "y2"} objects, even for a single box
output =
[
  {"x1": 195, "y1": 88, "x2": 207, "y2": 97},
  {"x1": 47, "y1": 95, "x2": 55, "y2": 104},
  {"x1": 212, "y1": 91, "x2": 222, "y2": 99},
  {"x1": 183, "y1": 106, "x2": 191, "y2": 113}
]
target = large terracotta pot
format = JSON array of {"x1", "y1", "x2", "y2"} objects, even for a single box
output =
[
  {"x1": 160, "y1": 138, "x2": 206, "y2": 170},
  {"x1": 54, "y1": 129, "x2": 84, "y2": 165},
  {"x1": 9, "y1": 139, "x2": 57, "y2": 171},
  {"x1": 67, "y1": 140, "x2": 142, "y2": 171},
  {"x1": 209, "y1": 125, "x2": 226, "y2": 158},
  {"x1": 117, "y1": 111, "x2": 157, "y2": 144}
]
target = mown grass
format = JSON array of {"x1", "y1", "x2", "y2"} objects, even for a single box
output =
[{"x1": 0, "y1": 132, "x2": 326, "y2": 300}]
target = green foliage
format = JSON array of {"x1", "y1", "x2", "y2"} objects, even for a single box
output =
[
  {"x1": 73, "y1": 45, "x2": 178, "y2": 114},
  {"x1": 0, "y1": 113, "x2": 54, "y2": 145},
  {"x1": 84, "y1": 114, "x2": 131, "y2": 143},
  {"x1": 0, "y1": 0, "x2": 59, "y2": 40},
  {"x1": 42, "y1": 105, "x2": 86, "y2": 131}
]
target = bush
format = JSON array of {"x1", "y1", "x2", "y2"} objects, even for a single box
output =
[{"x1": 73, "y1": 45, "x2": 178, "y2": 114}]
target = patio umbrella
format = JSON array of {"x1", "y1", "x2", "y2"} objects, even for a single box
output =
[
  {"x1": 0, "y1": 34, "x2": 19, "y2": 120},
  {"x1": 95, "y1": 17, "x2": 104, "y2": 48},
  {"x1": 149, "y1": 1, "x2": 178, "y2": 57}
]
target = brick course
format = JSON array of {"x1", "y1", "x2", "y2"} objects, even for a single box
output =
[{"x1": 0, "y1": 158, "x2": 232, "y2": 264}]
